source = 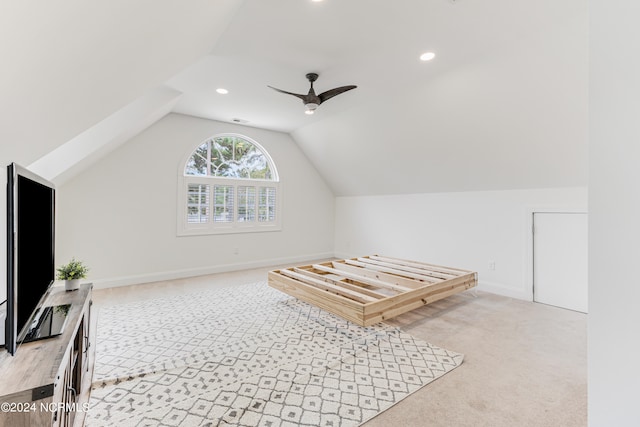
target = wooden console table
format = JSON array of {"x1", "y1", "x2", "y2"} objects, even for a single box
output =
[{"x1": 0, "y1": 283, "x2": 94, "y2": 427}]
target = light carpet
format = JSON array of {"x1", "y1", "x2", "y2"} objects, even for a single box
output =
[{"x1": 87, "y1": 281, "x2": 463, "y2": 426}]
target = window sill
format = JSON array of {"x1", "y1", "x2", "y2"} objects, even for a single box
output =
[{"x1": 177, "y1": 224, "x2": 282, "y2": 237}]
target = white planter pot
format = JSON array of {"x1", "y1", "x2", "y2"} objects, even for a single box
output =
[{"x1": 65, "y1": 279, "x2": 81, "y2": 291}]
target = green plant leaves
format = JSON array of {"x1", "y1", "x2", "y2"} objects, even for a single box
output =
[{"x1": 56, "y1": 257, "x2": 89, "y2": 280}]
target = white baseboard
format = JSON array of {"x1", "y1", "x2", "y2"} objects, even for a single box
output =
[
  {"x1": 477, "y1": 280, "x2": 531, "y2": 301},
  {"x1": 332, "y1": 251, "x2": 356, "y2": 260},
  {"x1": 91, "y1": 252, "x2": 336, "y2": 290},
  {"x1": 91, "y1": 253, "x2": 533, "y2": 304}
]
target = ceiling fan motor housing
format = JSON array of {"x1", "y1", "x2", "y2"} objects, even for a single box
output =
[{"x1": 268, "y1": 73, "x2": 357, "y2": 113}]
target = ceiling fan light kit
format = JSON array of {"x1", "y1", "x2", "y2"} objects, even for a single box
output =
[
  {"x1": 305, "y1": 103, "x2": 318, "y2": 114},
  {"x1": 269, "y1": 73, "x2": 357, "y2": 114}
]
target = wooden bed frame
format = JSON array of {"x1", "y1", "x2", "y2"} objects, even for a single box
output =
[{"x1": 268, "y1": 255, "x2": 478, "y2": 326}]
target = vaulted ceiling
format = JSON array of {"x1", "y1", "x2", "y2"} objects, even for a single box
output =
[{"x1": 1, "y1": 0, "x2": 588, "y2": 196}]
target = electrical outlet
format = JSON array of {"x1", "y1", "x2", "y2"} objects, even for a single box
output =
[{"x1": 488, "y1": 261, "x2": 496, "y2": 271}]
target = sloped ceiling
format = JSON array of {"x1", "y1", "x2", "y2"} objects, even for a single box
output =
[
  {"x1": 0, "y1": 0, "x2": 242, "y2": 165},
  {"x1": 3, "y1": 0, "x2": 587, "y2": 197},
  {"x1": 168, "y1": 0, "x2": 588, "y2": 196}
]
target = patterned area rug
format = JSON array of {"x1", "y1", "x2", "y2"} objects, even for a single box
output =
[{"x1": 87, "y1": 282, "x2": 463, "y2": 426}]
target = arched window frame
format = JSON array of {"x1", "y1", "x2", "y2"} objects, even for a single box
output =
[{"x1": 177, "y1": 133, "x2": 282, "y2": 236}]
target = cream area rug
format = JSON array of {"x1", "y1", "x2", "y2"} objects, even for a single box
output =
[{"x1": 87, "y1": 281, "x2": 463, "y2": 426}]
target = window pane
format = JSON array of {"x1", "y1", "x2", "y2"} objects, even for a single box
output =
[
  {"x1": 211, "y1": 137, "x2": 234, "y2": 177},
  {"x1": 235, "y1": 142, "x2": 254, "y2": 179},
  {"x1": 185, "y1": 143, "x2": 209, "y2": 176},
  {"x1": 204, "y1": 136, "x2": 274, "y2": 180},
  {"x1": 258, "y1": 187, "x2": 276, "y2": 222},
  {"x1": 213, "y1": 185, "x2": 234, "y2": 223},
  {"x1": 244, "y1": 145, "x2": 272, "y2": 179},
  {"x1": 183, "y1": 135, "x2": 280, "y2": 234},
  {"x1": 187, "y1": 184, "x2": 209, "y2": 223},
  {"x1": 237, "y1": 186, "x2": 256, "y2": 222}
]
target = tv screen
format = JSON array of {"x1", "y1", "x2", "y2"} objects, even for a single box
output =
[{"x1": 5, "y1": 163, "x2": 56, "y2": 355}]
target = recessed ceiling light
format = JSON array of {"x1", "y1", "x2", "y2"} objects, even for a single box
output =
[
  {"x1": 311, "y1": 0, "x2": 323, "y2": 2},
  {"x1": 420, "y1": 52, "x2": 436, "y2": 61},
  {"x1": 216, "y1": 88, "x2": 229, "y2": 94}
]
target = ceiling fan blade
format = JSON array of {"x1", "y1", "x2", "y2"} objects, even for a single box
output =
[
  {"x1": 268, "y1": 86, "x2": 307, "y2": 102},
  {"x1": 318, "y1": 85, "x2": 357, "y2": 104}
]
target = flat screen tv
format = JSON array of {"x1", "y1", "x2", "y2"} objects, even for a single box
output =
[{"x1": 5, "y1": 163, "x2": 60, "y2": 355}]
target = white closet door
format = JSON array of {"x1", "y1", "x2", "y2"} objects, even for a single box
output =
[{"x1": 533, "y1": 212, "x2": 588, "y2": 313}]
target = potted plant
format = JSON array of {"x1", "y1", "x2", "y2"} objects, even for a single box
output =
[{"x1": 56, "y1": 258, "x2": 89, "y2": 291}]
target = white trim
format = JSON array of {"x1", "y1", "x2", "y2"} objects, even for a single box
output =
[
  {"x1": 333, "y1": 251, "x2": 357, "y2": 260},
  {"x1": 477, "y1": 279, "x2": 530, "y2": 300},
  {"x1": 90, "y1": 252, "x2": 335, "y2": 289},
  {"x1": 523, "y1": 205, "x2": 588, "y2": 302}
]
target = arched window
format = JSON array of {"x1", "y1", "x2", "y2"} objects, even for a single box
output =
[{"x1": 178, "y1": 134, "x2": 281, "y2": 235}]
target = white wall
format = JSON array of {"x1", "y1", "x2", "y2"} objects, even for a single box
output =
[
  {"x1": 589, "y1": 2, "x2": 640, "y2": 425},
  {"x1": 56, "y1": 113, "x2": 335, "y2": 287},
  {"x1": 334, "y1": 187, "x2": 587, "y2": 300}
]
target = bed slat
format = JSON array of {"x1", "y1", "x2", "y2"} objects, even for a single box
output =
[
  {"x1": 280, "y1": 268, "x2": 377, "y2": 304},
  {"x1": 292, "y1": 267, "x2": 388, "y2": 300},
  {"x1": 269, "y1": 255, "x2": 478, "y2": 326},
  {"x1": 371, "y1": 255, "x2": 473, "y2": 275},
  {"x1": 311, "y1": 264, "x2": 410, "y2": 293},
  {"x1": 355, "y1": 257, "x2": 457, "y2": 281}
]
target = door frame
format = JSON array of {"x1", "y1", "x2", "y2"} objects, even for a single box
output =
[{"x1": 524, "y1": 206, "x2": 587, "y2": 302}]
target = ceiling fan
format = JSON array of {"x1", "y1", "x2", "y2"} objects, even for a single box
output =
[{"x1": 268, "y1": 73, "x2": 357, "y2": 115}]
